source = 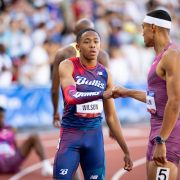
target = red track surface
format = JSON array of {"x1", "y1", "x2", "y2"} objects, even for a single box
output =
[{"x1": 0, "y1": 124, "x2": 179, "y2": 180}]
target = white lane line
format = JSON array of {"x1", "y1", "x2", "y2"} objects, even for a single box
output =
[
  {"x1": 9, "y1": 139, "x2": 147, "y2": 180},
  {"x1": 105, "y1": 139, "x2": 147, "y2": 151},
  {"x1": 111, "y1": 157, "x2": 146, "y2": 180},
  {"x1": 9, "y1": 158, "x2": 54, "y2": 180}
]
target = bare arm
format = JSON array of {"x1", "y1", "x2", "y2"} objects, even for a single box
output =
[
  {"x1": 112, "y1": 86, "x2": 146, "y2": 103},
  {"x1": 51, "y1": 47, "x2": 75, "y2": 126},
  {"x1": 103, "y1": 70, "x2": 133, "y2": 171},
  {"x1": 152, "y1": 48, "x2": 180, "y2": 166},
  {"x1": 159, "y1": 49, "x2": 180, "y2": 140}
]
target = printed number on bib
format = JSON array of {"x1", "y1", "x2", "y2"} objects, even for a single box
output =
[
  {"x1": 76, "y1": 100, "x2": 103, "y2": 114},
  {"x1": 146, "y1": 91, "x2": 156, "y2": 114},
  {"x1": 156, "y1": 167, "x2": 170, "y2": 180}
]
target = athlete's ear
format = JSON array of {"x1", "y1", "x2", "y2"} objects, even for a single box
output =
[
  {"x1": 151, "y1": 24, "x2": 156, "y2": 33},
  {"x1": 76, "y1": 44, "x2": 80, "y2": 51}
]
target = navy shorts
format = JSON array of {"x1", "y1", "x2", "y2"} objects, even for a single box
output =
[{"x1": 53, "y1": 127, "x2": 105, "y2": 179}]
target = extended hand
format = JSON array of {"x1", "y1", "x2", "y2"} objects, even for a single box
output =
[
  {"x1": 124, "y1": 154, "x2": 133, "y2": 171},
  {"x1": 112, "y1": 86, "x2": 129, "y2": 98},
  {"x1": 153, "y1": 144, "x2": 167, "y2": 166},
  {"x1": 53, "y1": 113, "x2": 61, "y2": 128},
  {"x1": 103, "y1": 89, "x2": 113, "y2": 99}
]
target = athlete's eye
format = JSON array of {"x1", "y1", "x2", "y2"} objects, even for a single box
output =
[
  {"x1": 84, "y1": 41, "x2": 89, "y2": 44},
  {"x1": 95, "y1": 41, "x2": 99, "y2": 44}
]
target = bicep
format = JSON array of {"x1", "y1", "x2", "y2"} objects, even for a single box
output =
[
  {"x1": 165, "y1": 54, "x2": 180, "y2": 101},
  {"x1": 59, "y1": 60, "x2": 76, "y2": 90},
  {"x1": 103, "y1": 70, "x2": 115, "y2": 117}
]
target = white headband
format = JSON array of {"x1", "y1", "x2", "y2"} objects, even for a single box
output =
[{"x1": 143, "y1": 15, "x2": 171, "y2": 29}]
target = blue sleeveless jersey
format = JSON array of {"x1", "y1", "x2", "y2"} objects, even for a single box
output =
[{"x1": 61, "y1": 57, "x2": 108, "y2": 129}]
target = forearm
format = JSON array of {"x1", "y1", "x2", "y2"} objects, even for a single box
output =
[
  {"x1": 160, "y1": 100, "x2": 180, "y2": 140},
  {"x1": 127, "y1": 89, "x2": 146, "y2": 103},
  {"x1": 106, "y1": 116, "x2": 129, "y2": 155},
  {"x1": 64, "y1": 85, "x2": 103, "y2": 105},
  {"x1": 51, "y1": 90, "x2": 59, "y2": 115}
]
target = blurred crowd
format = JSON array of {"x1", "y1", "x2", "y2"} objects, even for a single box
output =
[{"x1": 0, "y1": 0, "x2": 179, "y2": 87}]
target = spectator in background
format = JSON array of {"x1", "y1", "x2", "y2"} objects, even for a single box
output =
[
  {"x1": 29, "y1": 39, "x2": 51, "y2": 86},
  {"x1": 0, "y1": 106, "x2": 53, "y2": 176},
  {"x1": 2, "y1": 17, "x2": 24, "y2": 59},
  {"x1": 109, "y1": 46, "x2": 130, "y2": 86},
  {"x1": 32, "y1": 22, "x2": 47, "y2": 46},
  {"x1": 0, "y1": 44, "x2": 12, "y2": 87},
  {"x1": 18, "y1": 54, "x2": 32, "y2": 86}
]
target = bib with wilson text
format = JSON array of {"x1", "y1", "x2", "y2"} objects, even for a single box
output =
[{"x1": 76, "y1": 100, "x2": 103, "y2": 114}]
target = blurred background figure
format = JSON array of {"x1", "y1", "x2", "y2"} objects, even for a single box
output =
[
  {"x1": 0, "y1": 0, "x2": 179, "y2": 142},
  {"x1": 0, "y1": 106, "x2": 53, "y2": 176},
  {"x1": 0, "y1": 44, "x2": 12, "y2": 87},
  {"x1": 0, "y1": 0, "x2": 179, "y2": 179}
]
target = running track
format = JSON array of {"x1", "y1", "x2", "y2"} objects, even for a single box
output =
[{"x1": 1, "y1": 124, "x2": 179, "y2": 180}]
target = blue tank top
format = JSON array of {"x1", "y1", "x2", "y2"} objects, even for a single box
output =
[{"x1": 61, "y1": 57, "x2": 108, "y2": 129}]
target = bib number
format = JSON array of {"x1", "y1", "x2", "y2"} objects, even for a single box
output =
[
  {"x1": 76, "y1": 100, "x2": 103, "y2": 114},
  {"x1": 156, "y1": 167, "x2": 170, "y2": 180},
  {"x1": 146, "y1": 91, "x2": 156, "y2": 114}
]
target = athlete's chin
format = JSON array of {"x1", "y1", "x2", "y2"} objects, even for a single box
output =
[
  {"x1": 144, "y1": 42, "x2": 153, "y2": 48},
  {"x1": 87, "y1": 54, "x2": 98, "y2": 60}
]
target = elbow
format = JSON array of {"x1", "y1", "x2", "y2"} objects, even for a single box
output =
[
  {"x1": 65, "y1": 97, "x2": 76, "y2": 105},
  {"x1": 105, "y1": 115, "x2": 115, "y2": 125}
]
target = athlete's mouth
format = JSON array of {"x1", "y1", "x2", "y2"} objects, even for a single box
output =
[{"x1": 89, "y1": 50, "x2": 97, "y2": 54}]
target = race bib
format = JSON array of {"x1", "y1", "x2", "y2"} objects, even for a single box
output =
[
  {"x1": 146, "y1": 91, "x2": 156, "y2": 114},
  {"x1": 156, "y1": 167, "x2": 170, "y2": 180},
  {"x1": 76, "y1": 100, "x2": 103, "y2": 114}
]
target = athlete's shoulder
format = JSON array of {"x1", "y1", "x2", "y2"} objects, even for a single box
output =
[
  {"x1": 162, "y1": 44, "x2": 180, "y2": 70},
  {"x1": 97, "y1": 49, "x2": 109, "y2": 68},
  {"x1": 163, "y1": 44, "x2": 180, "y2": 61},
  {"x1": 1, "y1": 126, "x2": 16, "y2": 133},
  {"x1": 54, "y1": 45, "x2": 76, "y2": 64},
  {"x1": 68, "y1": 57, "x2": 79, "y2": 62}
]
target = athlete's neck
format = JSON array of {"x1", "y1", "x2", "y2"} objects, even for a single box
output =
[
  {"x1": 79, "y1": 57, "x2": 97, "y2": 69},
  {"x1": 154, "y1": 32, "x2": 171, "y2": 55}
]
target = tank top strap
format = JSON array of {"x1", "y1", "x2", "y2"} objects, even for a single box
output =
[{"x1": 157, "y1": 42, "x2": 172, "y2": 61}]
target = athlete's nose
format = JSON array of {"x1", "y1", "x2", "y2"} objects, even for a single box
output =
[{"x1": 89, "y1": 41, "x2": 96, "y2": 48}]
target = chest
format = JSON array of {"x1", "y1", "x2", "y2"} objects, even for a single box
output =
[
  {"x1": 73, "y1": 71, "x2": 107, "y2": 92},
  {"x1": 0, "y1": 129, "x2": 15, "y2": 144}
]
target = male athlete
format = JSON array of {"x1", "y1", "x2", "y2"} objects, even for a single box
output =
[
  {"x1": 51, "y1": 18, "x2": 109, "y2": 128},
  {"x1": 0, "y1": 107, "x2": 53, "y2": 176},
  {"x1": 51, "y1": 18, "x2": 109, "y2": 180},
  {"x1": 111, "y1": 10, "x2": 180, "y2": 180},
  {"x1": 53, "y1": 28, "x2": 133, "y2": 179}
]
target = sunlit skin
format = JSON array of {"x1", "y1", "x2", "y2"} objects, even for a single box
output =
[
  {"x1": 142, "y1": 23, "x2": 155, "y2": 47},
  {"x1": 76, "y1": 31, "x2": 101, "y2": 66}
]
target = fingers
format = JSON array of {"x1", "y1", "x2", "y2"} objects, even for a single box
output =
[
  {"x1": 124, "y1": 160, "x2": 133, "y2": 171},
  {"x1": 53, "y1": 120, "x2": 61, "y2": 128},
  {"x1": 124, "y1": 156, "x2": 133, "y2": 171},
  {"x1": 153, "y1": 156, "x2": 167, "y2": 166}
]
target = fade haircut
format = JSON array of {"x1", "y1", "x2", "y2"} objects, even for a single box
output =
[
  {"x1": 147, "y1": 9, "x2": 171, "y2": 21},
  {"x1": 76, "y1": 28, "x2": 101, "y2": 43}
]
